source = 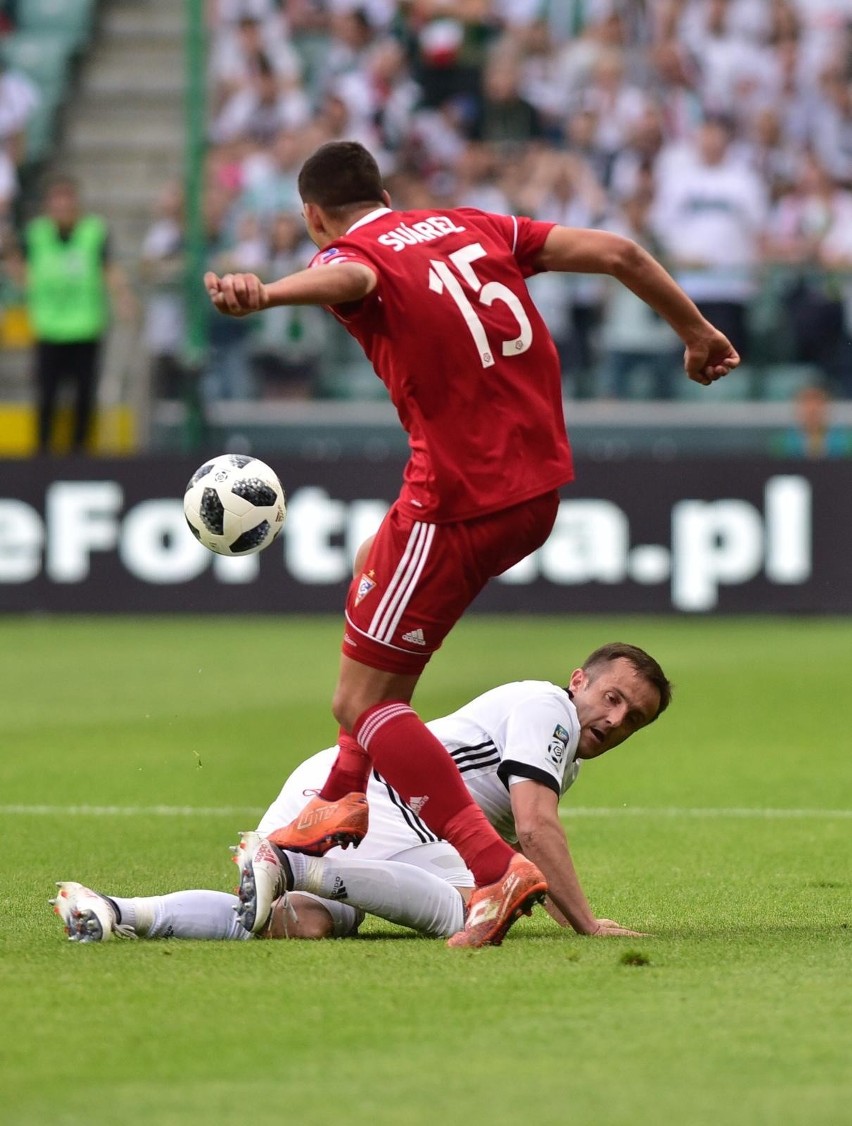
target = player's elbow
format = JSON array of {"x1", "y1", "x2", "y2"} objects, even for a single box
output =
[{"x1": 605, "y1": 235, "x2": 647, "y2": 280}]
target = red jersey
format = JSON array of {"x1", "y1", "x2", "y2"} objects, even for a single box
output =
[{"x1": 311, "y1": 206, "x2": 574, "y2": 522}]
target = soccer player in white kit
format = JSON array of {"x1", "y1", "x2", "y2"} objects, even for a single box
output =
[{"x1": 52, "y1": 644, "x2": 670, "y2": 944}]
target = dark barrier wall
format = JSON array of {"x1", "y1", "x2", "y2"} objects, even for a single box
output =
[{"x1": 0, "y1": 455, "x2": 848, "y2": 613}]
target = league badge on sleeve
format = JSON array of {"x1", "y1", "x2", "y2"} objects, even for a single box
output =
[
  {"x1": 320, "y1": 247, "x2": 353, "y2": 265},
  {"x1": 547, "y1": 724, "x2": 571, "y2": 766}
]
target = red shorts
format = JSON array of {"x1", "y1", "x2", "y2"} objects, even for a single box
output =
[{"x1": 342, "y1": 490, "x2": 560, "y2": 675}]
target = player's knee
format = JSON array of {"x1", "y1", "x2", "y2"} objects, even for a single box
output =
[
  {"x1": 266, "y1": 894, "x2": 336, "y2": 940},
  {"x1": 332, "y1": 688, "x2": 364, "y2": 733},
  {"x1": 331, "y1": 687, "x2": 351, "y2": 730}
]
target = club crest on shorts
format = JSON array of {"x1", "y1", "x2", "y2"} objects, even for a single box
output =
[
  {"x1": 354, "y1": 571, "x2": 377, "y2": 606},
  {"x1": 547, "y1": 724, "x2": 571, "y2": 766}
]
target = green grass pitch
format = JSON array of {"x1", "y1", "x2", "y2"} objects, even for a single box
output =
[{"x1": 1, "y1": 614, "x2": 849, "y2": 1126}]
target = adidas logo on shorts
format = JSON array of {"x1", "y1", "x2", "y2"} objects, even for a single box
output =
[{"x1": 402, "y1": 628, "x2": 426, "y2": 646}]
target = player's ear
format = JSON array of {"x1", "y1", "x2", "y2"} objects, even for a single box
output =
[
  {"x1": 382, "y1": 189, "x2": 392, "y2": 207},
  {"x1": 303, "y1": 201, "x2": 324, "y2": 235},
  {"x1": 568, "y1": 667, "x2": 587, "y2": 693}
]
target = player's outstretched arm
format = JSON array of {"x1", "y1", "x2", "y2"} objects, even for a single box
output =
[
  {"x1": 205, "y1": 261, "x2": 378, "y2": 317},
  {"x1": 510, "y1": 780, "x2": 646, "y2": 937},
  {"x1": 536, "y1": 227, "x2": 740, "y2": 386}
]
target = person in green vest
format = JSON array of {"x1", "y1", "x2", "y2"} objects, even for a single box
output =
[{"x1": 13, "y1": 175, "x2": 135, "y2": 453}]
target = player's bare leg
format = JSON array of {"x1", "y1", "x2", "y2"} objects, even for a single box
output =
[
  {"x1": 337, "y1": 659, "x2": 534, "y2": 901},
  {"x1": 311, "y1": 536, "x2": 379, "y2": 804},
  {"x1": 266, "y1": 657, "x2": 546, "y2": 946},
  {"x1": 234, "y1": 831, "x2": 468, "y2": 937},
  {"x1": 266, "y1": 660, "x2": 418, "y2": 855}
]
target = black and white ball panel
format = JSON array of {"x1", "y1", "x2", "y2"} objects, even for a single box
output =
[{"x1": 183, "y1": 454, "x2": 286, "y2": 557}]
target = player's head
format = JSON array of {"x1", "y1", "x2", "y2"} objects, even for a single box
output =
[
  {"x1": 298, "y1": 141, "x2": 389, "y2": 246},
  {"x1": 43, "y1": 174, "x2": 81, "y2": 228},
  {"x1": 568, "y1": 642, "x2": 672, "y2": 760}
]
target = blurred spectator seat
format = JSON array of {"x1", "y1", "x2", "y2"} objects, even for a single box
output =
[
  {"x1": 0, "y1": 273, "x2": 32, "y2": 349},
  {"x1": 0, "y1": 32, "x2": 75, "y2": 163},
  {"x1": 758, "y1": 363, "x2": 823, "y2": 402},
  {"x1": 0, "y1": 32, "x2": 72, "y2": 98},
  {"x1": 676, "y1": 363, "x2": 757, "y2": 402},
  {"x1": 15, "y1": 0, "x2": 96, "y2": 51}
]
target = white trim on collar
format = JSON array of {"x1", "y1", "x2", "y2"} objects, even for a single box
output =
[{"x1": 346, "y1": 207, "x2": 393, "y2": 234}]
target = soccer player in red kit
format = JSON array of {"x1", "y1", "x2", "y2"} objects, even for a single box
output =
[{"x1": 206, "y1": 141, "x2": 739, "y2": 947}]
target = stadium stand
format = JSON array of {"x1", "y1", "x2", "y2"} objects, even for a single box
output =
[
  {"x1": 15, "y1": 0, "x2": 97, "y2": 49},
  {"x1": 2, "y1": 0, "x2": 852, "y2": 454},
  {"x1": 0, "y1": 32, "x2": 75, "y2": 163}
]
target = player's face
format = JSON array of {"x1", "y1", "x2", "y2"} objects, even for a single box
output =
[{"x1": 569, "y1": 658, "x2": 660, "y2": 760}]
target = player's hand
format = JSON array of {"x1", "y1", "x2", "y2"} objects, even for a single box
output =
[
  {"x1": 589, "y1": 917, "x2": 650, "y2": 937},
  {"x1": 683, "y1": 328, "x2": 740, "y2": 386},
  {"x1": 204, "y1": 271, "x2": 268, "y2": 317}
]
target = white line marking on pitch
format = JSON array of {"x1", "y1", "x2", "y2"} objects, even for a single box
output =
[
  {"x1": 0, "y1": 805, "x2": 263, "y2": 817},
  {"x1": 564, "y1": 807, "x2": 852, "y2": 819},
  {"x1": 1, "y1": 805, "x2": 849, "y2": 819}
]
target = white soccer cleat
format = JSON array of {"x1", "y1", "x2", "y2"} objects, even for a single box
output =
[
  {"x1": 231, "y1": 831, "x2": 292, "y2": 935},
  {"x1": 50, "y1": 881, "x2": 134, "y2": 943}
]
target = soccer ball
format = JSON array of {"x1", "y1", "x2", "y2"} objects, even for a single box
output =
[{"x1": 183, "y1": 454, "x2": 286, "y2": 556}]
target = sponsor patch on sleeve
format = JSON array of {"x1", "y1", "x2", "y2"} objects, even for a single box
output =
[{"x1": 547, "y1": 723, "x2": 571, "y2": 766}]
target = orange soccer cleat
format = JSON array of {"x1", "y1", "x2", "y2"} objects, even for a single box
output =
[
  {"x1": 447, "y1": 854, "x2": 547, "y2": 949},
  {"x1": 266, "y1": 792, "x2": 369, "y2": 856}
]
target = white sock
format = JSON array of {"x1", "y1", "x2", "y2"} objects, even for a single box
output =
[
  {"x1": 288, "y1": 853, "x2": 465, "y2": 938},
  {"x1": 110, "y1": 891, "x2": 251, "y2": 941}
]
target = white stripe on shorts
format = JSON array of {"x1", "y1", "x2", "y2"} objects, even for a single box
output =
[{"x1": 368, "y1": 521, "x2": 435, "y2": 643}]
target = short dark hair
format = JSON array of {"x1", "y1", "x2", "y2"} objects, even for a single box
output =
[
  {"x1": 298, "y1": 141, "x2": 385, "y2": 213},
  {"x1": 581, "y1": 642, "x2": 673, "y2": 720},
  {"x1": 43, "y1": 173, "x2": 79, "y2": 196}
]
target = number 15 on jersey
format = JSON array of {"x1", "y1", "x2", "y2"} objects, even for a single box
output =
[{"x1": 428, "y1": 243, "x2": 534, "y2": 369}]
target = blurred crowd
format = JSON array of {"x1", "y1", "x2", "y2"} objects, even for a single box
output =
[
  {"x1": 12, "y1": 0, "x2": 852, "y2": 409},
  {"x1": 0, "y1": 2, "x2": 40, "y2": 225}
]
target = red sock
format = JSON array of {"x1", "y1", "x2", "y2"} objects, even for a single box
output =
[
  {"x1": 353, "y1": 701, "x2": 514, "y2": 885},
  {"x1": 318, "y1": 729, "x2": 372, "y2": 801}
]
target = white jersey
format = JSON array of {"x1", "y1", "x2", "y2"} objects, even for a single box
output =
[
  {"x1": 428, "y1": 680, "x2": 581, "y2": 842},
  {"x1": 257, "y1": 681, "x2": 581, "y2": 875}
]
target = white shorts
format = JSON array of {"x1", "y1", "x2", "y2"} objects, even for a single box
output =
[{"x1": 255, "y1": 747, "x2": 474, "y2": 889}]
